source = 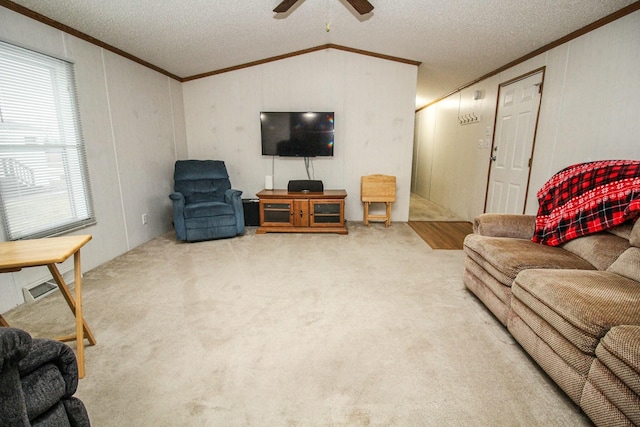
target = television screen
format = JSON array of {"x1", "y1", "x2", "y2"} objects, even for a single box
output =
[{"x1": 260, "y1": 112, "x2": 334, "y2": 157}]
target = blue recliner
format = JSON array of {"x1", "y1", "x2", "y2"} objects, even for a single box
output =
[{"x1": 169, "y1": 160, "x2": 245, "y2": 242}]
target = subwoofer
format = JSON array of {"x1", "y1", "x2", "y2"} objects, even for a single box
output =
[{"x1": 287, "y1": 180, "x2": 324, "y2": 192}]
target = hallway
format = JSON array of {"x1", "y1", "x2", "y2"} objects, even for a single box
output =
[{"x1": 409, "y1": 193, "x2": 464, "y2": 222}]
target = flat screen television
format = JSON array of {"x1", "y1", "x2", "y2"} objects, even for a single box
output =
[{"x1": 260, "y1": 112, "x2": 334, "y2": 157}]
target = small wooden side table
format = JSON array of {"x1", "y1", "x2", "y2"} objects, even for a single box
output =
[{"x1": 0, "y1": 235, "x2": 96, "y2": 378}]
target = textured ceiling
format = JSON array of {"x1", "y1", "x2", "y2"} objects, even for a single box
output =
[{"x1": 4, "y1": 0, "x2": 638, "y2": 108}]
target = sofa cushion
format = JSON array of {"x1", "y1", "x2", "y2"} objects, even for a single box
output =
[
  {"x1": 607, "y1": 247, "x2": 640, "y2": 283},
  {"x1": 185, "y1": 215, "x2": 237, "y2": 229},
  {"x1": 607, "y1": 222, "x2": 634, "y2": 241},
  {"x1": 630, "y1": 218, "x2": 640, "y2": 247},
  {"x1": 463, "y1": 235, "x2": 595, "y2": 286},
  {"x1": 183, "y1": 201, "x2": 235, "y2": 219},
  {"x1": 185, "y1": 190, "x2": 219, "y2": 205},
  {"x1": 560, "y1": 232, "x2": 630, "y2": 270},
  {"x1": 507, "y1": 296, "x2": 596, "y2": 378},
  {"x1": 596, "y1": 325, "x2": 640, "y2": 396},
  {"x1": 582, "y1": 359, "x2": 640, "y2": 426},
  {"x1": 581, "y1": 325, "x2": 640, "y2": 426},
  {"x1": 508, "y1": 301, "x2": 594, "y2": 401},
  {"x1": 512, "y1": 269, "x2": 640, "y2": 355}
]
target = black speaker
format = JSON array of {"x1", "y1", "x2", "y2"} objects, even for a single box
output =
[
  {"x1": 242, "y1": 199, "x2": 260, "y2": 226},
  {"x1": 287, "y1": 180, "x2": 324, "y2": 192}
]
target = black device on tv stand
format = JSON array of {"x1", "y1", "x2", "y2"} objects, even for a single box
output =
[{"x1": 287, "y1": 180, "x2": 324, "y2": 192}]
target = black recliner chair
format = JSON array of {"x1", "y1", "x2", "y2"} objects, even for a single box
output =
[{"x1": 0, "y1": 327, "x2": 90, "y2": 426}]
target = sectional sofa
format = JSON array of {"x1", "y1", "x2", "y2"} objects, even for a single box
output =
[{"x1": 463, "y1": 212, "x2": 640, "y2": 425}]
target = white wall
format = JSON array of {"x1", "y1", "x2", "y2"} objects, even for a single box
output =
[
  {"x1": 413, "y1": 10, "x2": 640, "y2": 221},
  {"x1": 182, "y1": 49, "x2": 418, "y2": 222},
  {"x1": 0, "y1": 7, "x2": 188, "y2": 312}
]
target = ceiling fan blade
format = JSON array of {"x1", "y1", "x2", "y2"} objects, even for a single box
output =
[
  {"x1": 346, "y1": 0, "x2": 374, "y2": 15},
  {"x1": 273, "y1": 0, "x2": 301, "y2": 13}
]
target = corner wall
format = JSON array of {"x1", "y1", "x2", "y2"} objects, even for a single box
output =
[{"x1": 413, "y1": 10, "x2": 640, "y2": 221}]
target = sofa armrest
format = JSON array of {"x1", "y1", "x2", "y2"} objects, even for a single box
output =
[{"x1": 473, "y1": 213, "x2": 536, "y2": 239}]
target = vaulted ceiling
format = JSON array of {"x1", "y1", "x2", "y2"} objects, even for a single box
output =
[{"x1": 3, "y1": 0, "x2": 638, "y2": 108}]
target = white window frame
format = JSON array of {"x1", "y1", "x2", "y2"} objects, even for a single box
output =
[{"x1": 0, "y1": 41, "x2": 95, "y2": 240}]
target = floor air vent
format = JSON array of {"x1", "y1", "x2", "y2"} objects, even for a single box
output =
[{"x1": 23, "y1": 280, "x2": 57, "y2": 302}]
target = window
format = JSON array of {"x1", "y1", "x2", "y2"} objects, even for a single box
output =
[{"x1": 0, "y1": 41, "x2": 95, "y2": 240}]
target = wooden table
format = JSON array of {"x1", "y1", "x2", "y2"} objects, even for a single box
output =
[{"x1": 0, "y1": 235, "x2": 96, "y2": 378}]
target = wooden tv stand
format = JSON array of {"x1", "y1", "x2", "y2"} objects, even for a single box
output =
[{"x1": 256, "y1": 189, "x2": 348, "y2": 234}]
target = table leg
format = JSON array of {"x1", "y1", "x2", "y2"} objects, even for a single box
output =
[
  {"x1": 73, "y1": 251, "x2": 84, "y2": 379},
  {"x1": 47, "y1": 252, "x2": 95, "y2": 379},
  {"x1": 46, "y1": 263, "x2": 96, "y2": 345},
  {"x1": 385, "y1": 202, "x2": 392, "y2": 227},
  {"x1": 0, "y1": 314, "x2": 9, "y2": 327},
  {"x1": 363, "y1": 202, "x2": 369, "y2": 225}
]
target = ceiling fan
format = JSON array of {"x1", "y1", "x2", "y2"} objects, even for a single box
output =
[{"x1": 274, "y1": 0, "x2": 374, "y2": 15}]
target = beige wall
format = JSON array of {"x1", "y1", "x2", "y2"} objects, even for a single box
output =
[
  {"x1": 0, "y1": 7, "x2": 188, "y2": 311},
  {"x1": 413, "y1": 10, "x2": 640, "y2": 221},
  {"x1": 182, "y1": 49, "x2": 418, "y2": 222}
]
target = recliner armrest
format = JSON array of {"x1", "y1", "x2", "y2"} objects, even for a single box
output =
[
  {"x1": 169, "y1": 192, "x2": 185, "y2": 203},
  {"x1": 169, "y1": 192, "x2": 187, "y2": 241},
  {"x1": 473, "y1": 213, "x2": 536, "y2": 239},
  {"x1": 224, "y1": 189, "x2": 242, "y2": 201},
  {"x1": 0, "y1": 329, "x2": 89, "y2": 427},
  {"x1": 0, "y1": 328, "x2": 32, "y2": 371},
  {"x1": 225, "y1": 189, "x2": 245, "y2": 234},
  {"x1": 18, "y1": 339, "x2": 78, "y2": 398},
  {"x1": 0, "y1": 328, "x2": 32, "y2": 427}
]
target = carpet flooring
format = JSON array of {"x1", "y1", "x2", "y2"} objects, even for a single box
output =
[
  {"x1": 408, "y1": 221, "x2": 473, "y2": 250},
  {"x1": 3, "y1": 223, "x2": 590, "y2": 426}
]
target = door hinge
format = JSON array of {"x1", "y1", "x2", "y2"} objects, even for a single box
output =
[{"x1": 528, "y1": 158, "x2": 532, "y2": 168}]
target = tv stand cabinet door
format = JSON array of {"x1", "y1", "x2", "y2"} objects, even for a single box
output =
[
  {"x1": 310, "y1": 199, "x2": 344, "y2": 227},
  {"x1": 293, "y1": 199, "x2": 310, "y2": 227},
  {"x1": 260, "y1": 199, "x2": 294, "y2": 227}
]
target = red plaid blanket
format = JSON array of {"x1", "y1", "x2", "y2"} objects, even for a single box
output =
[{"x1": 532, "y1": 160, "x2": 640, "y2": 246}]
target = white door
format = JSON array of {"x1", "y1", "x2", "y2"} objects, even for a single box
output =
[{"x1": 485, "y1": 71, "x2": 543, "y2": 214}]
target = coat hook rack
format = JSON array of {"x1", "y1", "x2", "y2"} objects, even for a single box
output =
[{"x1": 458, "y1": 112, "x2": 482, "y2": 125}]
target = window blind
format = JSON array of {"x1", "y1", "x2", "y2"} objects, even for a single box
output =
[{"x1": 0, "y1": 41, "x2": 95, "y2": 240}]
